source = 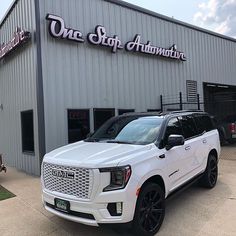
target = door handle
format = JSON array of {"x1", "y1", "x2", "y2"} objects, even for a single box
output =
[
  {"x1": 185, "y1": 146, "x2": 191, "y2": 151},
  {"x1": 202, "y1": 139, "x2": 207, "y2": 144},
  {"x1": 159, "y1": 154, "x2": 165, "y2": 159}
]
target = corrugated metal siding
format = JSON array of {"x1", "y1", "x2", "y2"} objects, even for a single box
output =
[
  {"x1": 0, "y1": 0, "x2": 40, "y2": 175},
  {"x1": 39, "y1": 0, "x2": 236, "y2": 152}
]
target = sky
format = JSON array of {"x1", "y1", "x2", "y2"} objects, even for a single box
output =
[
  {"x1": 0, "y1": 0, "x2": 13, "y2": 23},
  {"x1": 124, "y1": 0, "x2": 236, "y2": 38},
  {"x1": 0, "y1": 0, "x2": 236, "y2": 38}
]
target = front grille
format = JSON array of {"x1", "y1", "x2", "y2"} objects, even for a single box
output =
[{"x1": 43, "y1": 162, "x2": 93, "y2": 199}]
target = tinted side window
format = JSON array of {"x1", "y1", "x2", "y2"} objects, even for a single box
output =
[
  {"x1": 163, "y1": 118, "x2": 183, "y2": 145},
  {"x1": 179, "y1": 115, "x2": 198, "y2": 139},
  {"x1": 194, "y1": 115, "x2": 214, "y2": 134}
]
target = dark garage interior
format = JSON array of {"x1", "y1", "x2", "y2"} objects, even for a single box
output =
[{"x1": 203, "y1": 82, "x2": 236, "y2": 120}]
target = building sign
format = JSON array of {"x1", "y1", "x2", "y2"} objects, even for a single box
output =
[
  {"x1": 0, "y1": 27, "x2": 31, "y2": 60},
  {"x1": 46, "y1": 14, "x2": 84, "y2": 43},
  {"x1": 46, "y1": 14, "x2": 186, "y2": 61},
  {"x1": 87, "y1": 25, "x2": 123, "y2": 53},
  {"x1": 126, "y1": 35, "x2": 186, "y2": 61}
]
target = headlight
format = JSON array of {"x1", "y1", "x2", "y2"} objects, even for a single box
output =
[{"x1": 99, "y1": 165, "x2": 132, "y2": 192}]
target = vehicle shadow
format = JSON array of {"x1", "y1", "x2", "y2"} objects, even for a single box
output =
[
  {"x1": 158, "y1": 179, "x2": 231, "y2": 236},
  {"x1": 50, "y1": 177, "x2": 231, "y2": 236}
]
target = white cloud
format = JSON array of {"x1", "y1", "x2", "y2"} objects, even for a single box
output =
[{"x1": 194, "y1": 0, "x2": 236, "y2": 38}]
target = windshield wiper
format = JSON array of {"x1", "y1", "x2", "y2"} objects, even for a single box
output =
[{"x1": 106, "y1": 140, "x2": 135, "y2": 144}]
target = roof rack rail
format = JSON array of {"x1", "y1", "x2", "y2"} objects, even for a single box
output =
[
  {"x1": 121, "y1": 111, "x2": 162, "y2": 116},
  {"x1": 119, "y1": 110, "x2": 204, "y2": 117},
  {"x1": 160, "y1": 109, "x2": 203, "y2": 115},
  {"x1": 170, "y1": 109, "x2": 203, "y2": 113}
]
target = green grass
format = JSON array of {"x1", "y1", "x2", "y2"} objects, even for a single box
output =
[{"x1": 0, "y1": 185, "x2": 15, "y2": 201}]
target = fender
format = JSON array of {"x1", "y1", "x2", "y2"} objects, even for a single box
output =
[{"x1": 133, "y1": 167, "x2": 170, "y2": 198}]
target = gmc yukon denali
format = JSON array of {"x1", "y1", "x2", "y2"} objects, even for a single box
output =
[{"x1": 41, "y1": 111, "x2": 220, "y2": 235}]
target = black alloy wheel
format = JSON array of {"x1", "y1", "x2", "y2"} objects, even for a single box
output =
[
  {"x1": 209, "y1": 157, "x2": 218, "y2": 186},
  {"x1": 200, "y1": 154, "x2": 218, "y2": 188},
  {"x1": 133, "y1": 183, "x2": 165, "y2": 236}
]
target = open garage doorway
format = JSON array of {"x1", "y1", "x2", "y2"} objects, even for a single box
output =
[{"x1": 203, "y1": 83, "x2": 236, "y2": 121}]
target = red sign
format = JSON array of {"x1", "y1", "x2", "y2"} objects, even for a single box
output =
[{"x1": 0, "y1": 27, "x2": 31, "y2": 60}]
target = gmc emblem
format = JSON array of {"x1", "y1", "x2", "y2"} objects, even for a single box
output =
[{"x1": 52, "y1": 169, "x2": 75, "y2": 179}]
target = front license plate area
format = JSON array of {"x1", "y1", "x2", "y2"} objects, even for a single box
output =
[{"x1": 55, "y1": 198, "x2": 70, "y2": 213}]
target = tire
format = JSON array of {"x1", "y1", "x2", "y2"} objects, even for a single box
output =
[
  {"x1": 219, "y1": 133, "x2": 227, "y2": 146},
  {"x1": 200, "y1": 154, "x2": 218, "y2": 188},
  {"x1": 132, "y1": 183, "x2": 165, "y2": 236}
]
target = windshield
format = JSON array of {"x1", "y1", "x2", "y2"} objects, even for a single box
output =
[{"x1": 85, "y1": 116, "x2": 164, "y2": 145}]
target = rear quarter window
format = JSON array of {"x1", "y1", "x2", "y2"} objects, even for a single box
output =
[{"x1": 194, "y1": 115, "x2": 214, "y2": 134}]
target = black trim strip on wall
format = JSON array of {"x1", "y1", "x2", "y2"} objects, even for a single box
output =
[{"x1": 34, "y1": 0, "x2": 46, "y2": 169}]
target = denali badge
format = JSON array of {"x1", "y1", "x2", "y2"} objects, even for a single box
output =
[{"x1": 52, "y1": 169, "x2": 75, "y2": 179}]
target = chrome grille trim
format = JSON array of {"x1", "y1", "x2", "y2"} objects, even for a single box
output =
[{"x1": 43, "y1": 162, "x2": 93, "y2": 199}]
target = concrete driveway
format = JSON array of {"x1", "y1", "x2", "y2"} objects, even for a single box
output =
[{"x1": 0, "y1": 146, "x2": 236, "y2": 236}]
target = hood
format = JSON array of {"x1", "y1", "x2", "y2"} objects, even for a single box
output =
[{"x1": 43, "y1": 141, "x2": 153, "y2": 168}]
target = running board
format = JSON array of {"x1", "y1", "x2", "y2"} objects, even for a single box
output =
[{"x1": 167, "y1": 173, "x2": 204, "y2": 201}]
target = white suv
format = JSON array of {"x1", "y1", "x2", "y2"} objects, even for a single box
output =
[{"x1": 41, "y1": 111, "x2": 220, "y2": 235}]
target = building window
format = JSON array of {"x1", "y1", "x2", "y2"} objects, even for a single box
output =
[
  {"x1": 118, "y1": 109, "x2": 135, "y2": 115},
  {"x1": 94, "y1": 108, "x2": 115, "y2": 130},
  {"x1": 186, "y1": 80, "x2": 198, "y2": 102},
  {"x1": 68, "y1": 109, "x2": 90, "y2": 143},
  {"x1": 21, "y1": 110, "x2": 34, "y2": 153}
]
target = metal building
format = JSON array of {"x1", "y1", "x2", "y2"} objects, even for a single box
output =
[{"x1": 0, "y1": 0, "x2": 236, "y2": 175}]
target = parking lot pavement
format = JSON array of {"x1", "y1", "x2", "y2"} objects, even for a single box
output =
[
  {"x1": 221, "y1": 143, "x2": 236, "y2": 160},
  {"x1": 0, "y1": 147, "x2": 236, "y2": 236}
]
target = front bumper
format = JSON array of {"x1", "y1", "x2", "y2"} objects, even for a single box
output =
[{"x1": 42, "y1": 186, "x2": 137, "y2": 226}]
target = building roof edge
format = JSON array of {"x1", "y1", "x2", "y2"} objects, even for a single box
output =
[
  {"x1": 105, "y1": 0, "x2": 236, "y2": 43},
  {"x1": 1, "y1": 0, "x2": 236, "y2": 43}
]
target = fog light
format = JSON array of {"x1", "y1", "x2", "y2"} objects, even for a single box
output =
[
  {"x1": 107, "y1": 202, "x2": 123, "y2": 216},
  {"x1": 116, "y1": 202, "x2": 122, "y2": 214}
]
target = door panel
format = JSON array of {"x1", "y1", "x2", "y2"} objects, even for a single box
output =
[
  {"x1": 164, "y1": 145, "x2": 186, "y2": 191},
  {"x1": 162, "y1": 117, "x2": 186, "y2": 190},
  {"x1": 178, "y1": 115, "x2": 201, "y2": 174}
]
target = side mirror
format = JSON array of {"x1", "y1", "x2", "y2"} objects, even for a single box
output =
[{"x1": 166, "y1": 135, "x2": 185, "y2": 151}]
